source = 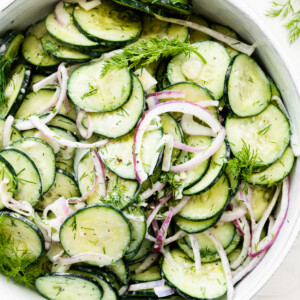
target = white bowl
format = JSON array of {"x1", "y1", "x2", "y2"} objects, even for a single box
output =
[{"x1": 0, "y1": 0, "x2": 300, "y2": 299}]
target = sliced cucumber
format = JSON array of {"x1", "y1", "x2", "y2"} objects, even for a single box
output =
[
  {"x1": 225, "y1": 53, "x2": 271, "y2": 117},
  {"x1": 226, "y1": 104, "x2": 290, "y2": 166},
  {"x1": 0, "y1": 30, "x2": 24, "y2": 61},
  {"x1": 45, "y1": 6, "x2": 99, "y2": 51},
  {"x1": 167, "y1": 41, "x2": 231, "y2": 100},
  {"x1": 59, "y1": 98, "x2": 77, "y2": 121},
  {"x1": 124, "y1": 207, "x2": 146, "y2": 255},
  {"x1": 161, "y1": 249, "x2": 227, "y2": 299},
  {"x1": 183, "y1": 141, "x2": 229, "y2": 195},
  {"x1": 68, "y1": 60, "x2": 132, "y2": 112},
  {"x1": 35, "y1": 169, "x2": 80, "y2": 211},
  {"x1": 41, "y1": 33, "x2": 91, "y2": 63},
  {"x1": 0, "y1": 211, "x2": 44, "y2": 261},
  {"x1": 1, "y1": 64, "x2": 31, "y2": 118},
  {"x1": 29, "y1": 74, "x2": 47, "y2": 91},
  {"x1": 0, "y1": 118, "x2": 22, "y2": 150},
  {"x1": 125, "y1": 238, "x2": 153, "y2": 264},
  {"x1": 179, "y1": 174, "x2": 229, "y2": 221},
  {"x1": 9, "y1": 137, "x2": 56, "y2": 194},
  {"x1": 73, "y1": 0, "x2": 142, "y2": 46},
  {"x1": 78, "y1": 151, "x2": 139, "y2": 209},
  {"x1": 35, "y1": 273, "x2": 103, "y2": 300},
  {"x1": 22, "y1": 20, "x2": 59, "y2": 68},
  {"x1": 83, "y1": 74, "x2": 144, "y2": 138},
  {"x1": 0, "y1": 148, "x2": 42, "y2": 205},
  {"x1": 105, "y1": 258, "x2": 130, "y2": 285},
  {"x1": 130, "y1": 263, "x2": 161, "y2": 281},
  {"x1": 268, "y1": 76, "x2": 281, "y2": 97},
  {"x1": 156, "y1": 59, "x2": 170, "y2": 91},
  {"x1": 60, "y1": 204, "x2": 131, "y2": 265},
  {"x1": 225, "y1": 165, "x2": 240, "y2": 197},
  {"x1": 188, "y1": 15, "x2": 211, "y2": 43},
  {"x1": 248, "y1": 146, "x2": 294, "y2": 186},
  {"x1": 174, "y1": 214, "x2": 220, "y2": 233},
  {"x1": 47, "y1": 114, "x2": 79, "y2": 138}
]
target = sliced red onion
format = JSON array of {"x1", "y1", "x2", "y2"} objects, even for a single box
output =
[
  {"x1": 153, "y1": 206, "x2": 174, "y2": 253},
  {"x1": 233, "y1": 219, "x2": 244, "y2": 236},
  {"x1": 135, "y1": 253, "x2": 160, "y2": 274},
  {"x1": 140, "y1": 181, "x2": 166, "y2": 200},
  {"x1": 230, "y1": 216, "x2": 250, "y2": 269},
  {"x1": 268, "y1": 216, "x2": 275, "y2": 233},
  {"x1": 129, "y1": 280, "x2": 165, "y2": 291},
  {"x1": 57, "y1": 67, "x2": 70, "y2": 113},
  {"x1": 220, "y1": 205, "x2": 248, "y2": 222},
  {"x1": 133, "y1": 101, "x2": 222, "y2": 183},
  {"x1": 155, "y1": 15, "x2": 256, "y2": 56},
  {"x1": 196, "y1": 100, "x2": 219, "y2": 107},
  {"x1": 204, "y1": 230, "x2": 234, "y2": 300},
  {"x1": 91, "y1": 149, "x2": 107, "y2": 197},
  {"x1": 29, "y1": 116, "x2": 109, "y2": 149},
  {"x1": 37, "y1": 87, "x2": 60, "y2": 115},
  {"x1": 251, "y1": 178, "x2": 289, "y2": 257},
  {"x1": 189, "y1": 234, "x2": 201, "y2": 271},
  {"x1": 146, "y1": 95, "x2": 159, "y2": 109},
  {"x1": 152, "y1": 219, "x2": 159, "y2": 236},
  {"x1": 34, "y1": 215, "x2": 51, "y2": 250},
  {"x1": 181, "y1": 114, "x2": 216, "y2": 136},
  {"x1": 173, "y1": 140, "x2": 207, "y2": 153},
  {"x1": 172, "y1": 196, "x2": 190, "y2": 216},
  {"x1": 232, "y1": 252, "x2": 266, "y2": 285},
  {"x1": 3, "y1": 115, "x2": 14, "y2": 148},
  {"x1": 32, "y1": 72, "x2": 58, "y2": 92},
  {"x1": 43, "y1": 196, "x2": 71, "y2": 220},
  {"x1": 164, "y1": 230, "x2": 187, "y2": 245},
  {"x1": 146, "y1": 90, "x2": 185, "y2": 100},
  {"x1": 77, "y1": 0, "x2": 101, "y2": 10},
  {"x1": 162, "y1": 134, "x2": 174, "y2": 172},
  {"x1": 145, "y1": 232, "x2": 157, "y2": 242},
  {"x1": 146, "y1": 192, "x2": 172, "y2": 228},
  {"x1": 154, "y1": 285, "x2": 174, "y2": 298},
  {"x1": 250, "y1": 183, "x2": 281, "y2": 256},
  {"x1": 118, "y1": 285, "x2": 128, "y2": 296},
  {"x1": 16, "y1": 63, "x2": 68, "y2": 131},
  {"x1": 54, "y1": 1, "x2": 71, "y2": 27},
  {"x1": 69, "y1": 176, "x2": 98, "y2": 203},
  {"x1": 52, "y1": 252, "x2": 114, "y2": 272},
  {"x1": 171, "y1": 127, "x2": 225, "y2": 173}
]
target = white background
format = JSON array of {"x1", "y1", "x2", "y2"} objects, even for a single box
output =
[{"x1": 0, "y1": 0, "x2": 300, "y2": 299}]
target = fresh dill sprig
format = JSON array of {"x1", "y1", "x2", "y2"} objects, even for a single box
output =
[
  {"x1": 266, "y1": 0, "x2": 300, "y2": 44},
  {"x1": 227, "y1": 140, "x2": 260, "y2": 183},
  {"x1": 100, "y1": 37, "x2": 206, "y2": 77},
  {"x1": 100, "y1": 180, "x2": 127, "y2": 208}
]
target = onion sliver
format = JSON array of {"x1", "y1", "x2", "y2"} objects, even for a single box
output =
[{"x1": 3, "y1": 115, "x2": 14, "y2": 148}]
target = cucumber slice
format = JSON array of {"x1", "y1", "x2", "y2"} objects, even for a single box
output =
[
  {"x1": 45, "y1": 6, "x2": 99, "y2": 51},
  {"x1": 248, "y1": 146, "x2": 294, "y2": 186},
  {"x1": 60, "y1": 204, "x2": 131, "y2": 265},
  {"x1": 35, "y1": 273, "x2": 103, "y2": 300},
  {"x1": 99, "y1": 127, "x2": 163, "y2": 180},
  {"x1": 0, "y1": 30, "x2": 24, "y2": 61},
  {"x1": 73, "y1": 0, "x2": 142, "y2": 46},
  {"x1": 161, "y1": 249, "x2": 227, "y2": 299},
  {"x1": 72, "y1": 267, "x2": 118, "y2": 300},
  {"x1": 10, "y1": 137, "x2": 56, "y2": 194},
  {"x1": 140, "y1": 16, "x2": 188, "y2": 42},
  {"x1": 185, "y1": 222, "x2": 235, "y2": 255},
  {"x1": 268, "y1": 76, "x2": 281, "y2": 97},
  {"x1": 225, "y1": 165, "x2": 240, "y2": 197},
  {"x1": 130, "y1": 263, "x2": 161, "y2": 281},
  {"x1": 156, "y1": 59, "x2": 170, "y2": 91},
  {"x1": 47, "y1": 114, "x2": 79, "y2": 138},
  {"x1": 167, "y1": 41, "x2": 231, "y2": 100},
  {"x1": 0, "y1": 148, "x2": 42, "y2": 205},
  {"x1": 68, "y1": 60, "x2": 132, "y2": 112},
  {"x1": 41, "y1": 34, "x2": 91, "y2": 63},
  {"x1": 174, "y1": 214, "x2": 220, "y2": 233},
  {"x1": 29, "y1": 74, "x2": 47, "y2": 91},
  {"x1": 84, "y1": 74, "x2": 144, "y2": 138},
  {"x1": 179, "y1": 174, "x2": 229, "y2": 221},
  {"x1": 78, "y1": 151, "x2": 139, "y2": 209},
  {"x1": 35, "y1": 169, "x2": 80, "y2": 211},
  {"x1": 124, "y1": 207, "x2": 146, "y2": 255},
  {"x1": 188, "y1": 15, "x2": 211, "y2": 43},
  {"x1": 125, "y1": 238, "x2": 153, "y2": 264},
  {"x1": 1, "y1": 63, "x2": 31, "y2": 118},
  {"x1": 225, "y1": 53, "x2": 271, "y2": 117},
  {"x1": 22, "y1": 20, "x2": 59, "y2": 68},
  {"x1": 105, "y1": 259, "x2": 130, "y2": 285},
  {"x1": 183, "y1": 141, "x2": 230, "y2": 196},
  {"x1": 0, "y1": 118, "x2": 22, "y2": 150},
  {"x1": 226, "y1": 104, "x2": 290, "y2": 166},
  {"x1": 0, "y1": 211, "x2": 44, "y2": 261}
]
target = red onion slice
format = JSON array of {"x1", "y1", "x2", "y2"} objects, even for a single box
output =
[
  {"x1": 29, "y1": 116, "x2": 109, "y2": 149},
  {"x1": 146, "y1": 90, "x2": 185, "y2": 100},
  {"x1": 129, "y1": 280, "x2": 165, "y2": 291},
  {"x1": 164, "y1": 230, "x2": 186, "y2": 245},
  {"x1": 162, "y1": 134, "x2": 174, "y2": 172},
  {"x1": 3, "y1": 115, "x2": 14, "y2": 148},
  {"x1": 91, "y1": 149, "x2": 107, "y2": 197},
  {"x1": 146, "y1": 95, "x2": 159, "y2": 109},
  {"x1": 133, "y1": 101, "x2": 222, "y2": 183},
  {"x1": 153, "y1": 206, "x2": 174, "y2": 253},
  {"x1": 204, "y1": 230, "x2": 234, "y2": 300},
  {"x1": 173, "y1": 140, "x2": 207, "y2": 153},
  {"x1": 152, "y1": 219, "x2": 159, "y2": 236},
  {"x1": 220, "y1": 205, "x2": 248, "y2": 222},
  {"x1": 135, "y1": 253, "x2": 160, "y2": 274},
  {"x1": 69, "y1": 176, "x2": 98, "y2": 203},
  {"x1": 154, "y1": 285, "x2": 174, "y2": 298},
  {"x1": 57, "y1": 67, "x2": 70, "y2": 113},
  {"x1": 172, "y1": 196, "x2": 190, "y2": 216},
  {"x1": 37, "y1": 87, "x2": 61, "y2": 115},
  {"x1": 140, "y1": 181, "x2": 166, "y2": 200},
  {"x1": 189, "y1": 234, "x2": 201, "y2": 271},
  {"x1": 54, "y1": 1, "x2": 71, "y2": 27},
  {"x1": 32, "y1": 72, "x2": 58, "y2": 92},
  {"x1": 181, "y1": 114, "x2": 216, "y2": 136}
]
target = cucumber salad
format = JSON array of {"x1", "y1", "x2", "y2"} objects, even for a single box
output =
[{"x1": 0, "y1": 0, "x2": 296, "y2": 299}]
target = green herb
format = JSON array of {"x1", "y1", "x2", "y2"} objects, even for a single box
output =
[
  {"x1": 227, "y1": 140, "x2": 260, "y2": 183},
  {"x1": 100, "y1": 37, "x2": 206, "y2": 77},
  {"x1": 160, "y1": 171, "x2": 181, "y2": 190},
  {"x1": 257, "y1": 124, "x2": 272, "y2": 135},
  {"x1": 266, "y1": 0, "x2": 300, "y2": 43},
  {"x1": 43, "y1": 40, "x2": 59, "y2": 55},
  {"x1": 81, "y1": 83, "x2": 98, "y2": 99},
  {"x1": 100, "y1": 180, "x2": 127, "y2": 207}
]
